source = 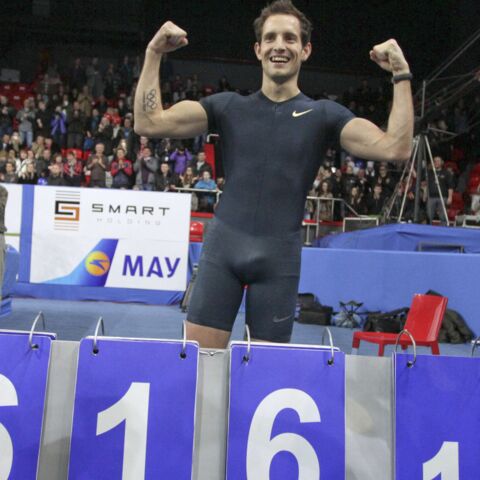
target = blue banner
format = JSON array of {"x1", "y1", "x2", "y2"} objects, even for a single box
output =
[
  {"x1": 0, "y1": 333, "x2": 52, "y2": 479},
  {"x1": 69, "y1": 338, "x2": 199, "y2": 480},
  {"x1": 395, "y1": 353, "x2": 480, "y2": 479},
  {"x1": 227, "y1": 343, "x2": 345, "y2": 479}
]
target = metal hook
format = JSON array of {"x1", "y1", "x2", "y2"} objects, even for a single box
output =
[
  {"x1": 321, "y1": 327, "x2": 335, "y2": 365},
  {"x1": 395, "y1": 329, "x2": 417, "y2": 367},
  {"x1": 29, "y1": 311, "x2": 46, "y2": 350},
  {"x1": 243, "y1": 324, "x2": 251, "y2": 363},
  {"x1": 92, "y1": 317, "x2": 105, "y2": 355},
  {"x1": 180, "y1": 320, "x2": 187, "y2": 359},
  {"x1": 471, "y1": 336, "x2": 480, "y2": 357}
]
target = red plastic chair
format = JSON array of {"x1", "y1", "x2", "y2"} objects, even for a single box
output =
[
  {"x1": 352, "y1": 294, "x2": 448, "y2": 356},
  {"x1": 189, "y1": 221, "x2": 204, "y2": 242}
]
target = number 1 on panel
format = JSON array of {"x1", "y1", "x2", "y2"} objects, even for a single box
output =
[
  {"x1": 97, "y1": 382, "x2": 150, "y2": 480},
  {"x1": 422, "y1": 441, "x2": 459, "y2": 480}
]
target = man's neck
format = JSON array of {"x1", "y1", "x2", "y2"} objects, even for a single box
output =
[{"x1": 261, "y1": 76, "x2": 300, "y2": 103}]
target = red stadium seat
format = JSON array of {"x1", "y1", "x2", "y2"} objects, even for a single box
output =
[
  {"x1": 470, "y1": 163, "x2": 480, "y2": 176},
  {"x1": 352, "y1": 294, "x2": 448, "y2": 356}
]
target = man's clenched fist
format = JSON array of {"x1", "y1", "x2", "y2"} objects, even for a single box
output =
[
  {"x1": 147, "y1": 21, "x2": 188, "y2": 55},
  {"x1": 370, "y1": 39, "x2": 410, "y2": 75}
]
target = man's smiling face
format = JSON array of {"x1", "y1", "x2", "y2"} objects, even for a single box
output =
[{"x1": 255, "y1": 14, "x2": 311, "y2": 84}]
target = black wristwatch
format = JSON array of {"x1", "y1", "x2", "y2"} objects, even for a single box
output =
[{"x1": 392, "y1": 72, "x2": 413, "y2": 84}]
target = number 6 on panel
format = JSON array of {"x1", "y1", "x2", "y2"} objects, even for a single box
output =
[
  {"x1": 246, "y1": 388, "x2": 321, "y2": 480},
  {"x1": 423, "y1": 441, "x2": 459, "y2": 480},
  {"x1": 0, "y1": 374, "x2": 18, "y2": 480},
  {"x1": 96, "y1": 382, "x2": 150, "y2": 480}
]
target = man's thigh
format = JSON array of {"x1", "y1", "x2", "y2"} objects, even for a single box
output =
[
  {"x1": 245, "y1": 273, "x2": 300, "y2": 343},
  {"x1": 187, "y1": 259, "x2": 244, "y2": 333}
]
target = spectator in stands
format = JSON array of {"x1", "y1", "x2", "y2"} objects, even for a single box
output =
[
  {"x1": 86, "y1": 57, "x2": 104, "y2": 98},
  {"x1": 110, "y1": 147, "x2": 133, "y2": 189},
  {"x1": 426, "y1": 155, "x2": 454, "y2": 225},
  {"x1": 36, "y1": 148, "x2": 50, "y2": 178},
  {"x1": 180, "y1": 165, "x2": 197, "y2": 188},
  {"x1": 114, "y1": 117, "x2": 134, "y2": 156},
  {"x1": 216, "y1": 176, "x2": 225, "y2": 192},
  {"x1": 155, "y1": 162, "x2": 180, "y2": 192},
  {"x1": 0, "y1": 106, "x2": 13, "y2": 137},
  {"x1": 0, "y1": 134, "x2": 11, "y2": 152},
  {"x1": 50, "y1": 106, "x2": 67, "y2": 148},
  {"x1": 103, "y1": 63, "x2": 119, "y2": 100},
  {"x1": 195, "y1": 170, "x2": 217, "y2": 212},
  {"x1": 3, "y1": 162, "x2": 17, "y2": 183},
  {"x1": 169, "y1": 143, "x2": 192, "y2": 176},
  {"x1": 47, "y1": 163, "x2": 67, "y2": 186},
  {"x1": 317, "y1": 180, "x2": 334, "y2": 220},
  {"x1": 31, "y1": 135, "x2": 46, "y2": 159},
  {"x1": 70, "y1": 58, "x2": 86, "y2": 90},
  {"x1": 48, "y1": 153, "x2": 64, "y2": 176},
  {"x1": 218, "y1": 75, "x2": 232, "y2": 92},
  {"x1": 356, "y1": 168, "x2": 371, "y2": 197},
  {"x1": 16, "y1": 150, "x2": 30, "y2": 176},
  {"x1": 373, "y1": 162, "x2": 395, "y2": 195},
  {"x1": 119, "y1": 56, "x2": 133, "y2": 92},
  {"x1": 67, "y1": 102, "x2": 85, "y2": 149},
  {"x1": 63, "y1": 151, "x2": 83, "y2": 187},
  {"x1": 18, "y1": 162, "x2": 38, "y2": 185},
  {"x1": 134, "y1": 146, "x2": 157, "y2": 191},
  {"x1": 189, "y1": 150, "x2": 212, "y2": 177},
  {"x1": 86, "y1": 143, "x2": 108, "y2": 188},
  {"x1": 342, "y1": 162, "x2": 358, "y2": 197},
  {"x1": 133, "y1": 135, "x2": 151, "y2": 159},
  {"x1": 77, "y1": 85, "x2": 93, "y2": 117},
  {"x1": 366, "y1": 184, "x2": 386, "y2": 215},
  {"x1": 94, "y1": 116, "x2": 114, "y2": 156},
  {"x1": 347, "y1": 185, "x2": 367, "y2": 216},
  {"x1": 16, "y1": 99, "x2": 36, "y2": 148}
]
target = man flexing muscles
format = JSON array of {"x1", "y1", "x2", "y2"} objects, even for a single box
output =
[{"x1": 134, "y1": 0, "x2": 413, "y2": 348}]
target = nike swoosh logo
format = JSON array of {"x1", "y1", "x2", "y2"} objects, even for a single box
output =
[
  {"x1": 272, "y1": 314, "x2": 293, "y2": 323},
  {"x1": 292, "y1": 109, "x2": 313, "y2": 118}
]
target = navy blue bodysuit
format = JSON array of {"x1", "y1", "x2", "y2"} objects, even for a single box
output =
[{"x1": 187, "y1": 91, "x2": 355, "y2": 341}]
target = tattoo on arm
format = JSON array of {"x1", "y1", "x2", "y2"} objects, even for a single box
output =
[{"x1": 143, "y1": 89, "x2": 158, "y2": 112}]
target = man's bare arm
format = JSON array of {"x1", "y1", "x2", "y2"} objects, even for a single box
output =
[
  {"x1": 340, "y1": 39, "x2": 413, "y2": 162},
  {"x1": 134, "y1": 21, "x2": 208, "y2": 139}
]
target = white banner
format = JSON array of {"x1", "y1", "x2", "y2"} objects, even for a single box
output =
[
  {"x1": 30, "y1": 187, "x2": 191, "y2": 291},
  {"x1": 2, "y1": 183, "x2": 22, "y2": 251}
]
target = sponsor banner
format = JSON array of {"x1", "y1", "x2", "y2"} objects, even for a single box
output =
[
  {"x1": 30, "y1": 187, "x2": 190, "y2": 291},
  {"x1": 2, "y1": 183, "x2": 22, "y2": 251},
  {"x1": 0, "y1": 333, "x2": 52, "y2": 479},
  {"x1": 395, "y1": 353, "x2": 480, "y2": 479},
  {"x1": 227, "y1": 343, "x2": 345, "y2": 479},
  {"x1": 69, "y1": 338, "x2": 199, "y2": 479}
]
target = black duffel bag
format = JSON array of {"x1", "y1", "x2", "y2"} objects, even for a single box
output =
[
  {"x1": 363, "y1": 307, "x2": 409, "y2": 333},
  {"x1": 296, "y1": 293, "x2": 333, "y2": 326}
]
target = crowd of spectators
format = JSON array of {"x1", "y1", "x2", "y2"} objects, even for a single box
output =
[{"x1": 1, "y1": 54, "x2": 479, "y2": 220}]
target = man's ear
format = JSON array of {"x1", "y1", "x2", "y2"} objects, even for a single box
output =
[
  {"x1": 301, "y1": 42, "x2": 312, "y2": 62},
  {"x1": 254, "y1": 42, "x2": 262, "y2": 61}
]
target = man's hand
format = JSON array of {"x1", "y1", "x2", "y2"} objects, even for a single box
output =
[
  {"x1": 147, "y1": 21, "x2": 188, "y2": 55},
  {"x1": 370, "y1": 39, "x2": 410, "y2": 75}
]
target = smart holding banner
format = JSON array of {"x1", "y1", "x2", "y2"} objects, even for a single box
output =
[
  {"x1": 30, "y1": 186, "x2": 191, "y2": 291},
  {"x1": 68, "y1": 337, "x2": 199, "y2": 480},
  {"x1": 395, "y1": 353, "x2": 480, "y2": 480},
  {"x1": 0, "y1": 333, "x2": 52, "y2": 479},
  {"x1": 227, "y1": 342, "x2": 345, "y2": 479}
]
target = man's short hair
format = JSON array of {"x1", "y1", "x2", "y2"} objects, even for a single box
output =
[{"x1": 253, "y1": 0, "x2": 313, "y2": 46}]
